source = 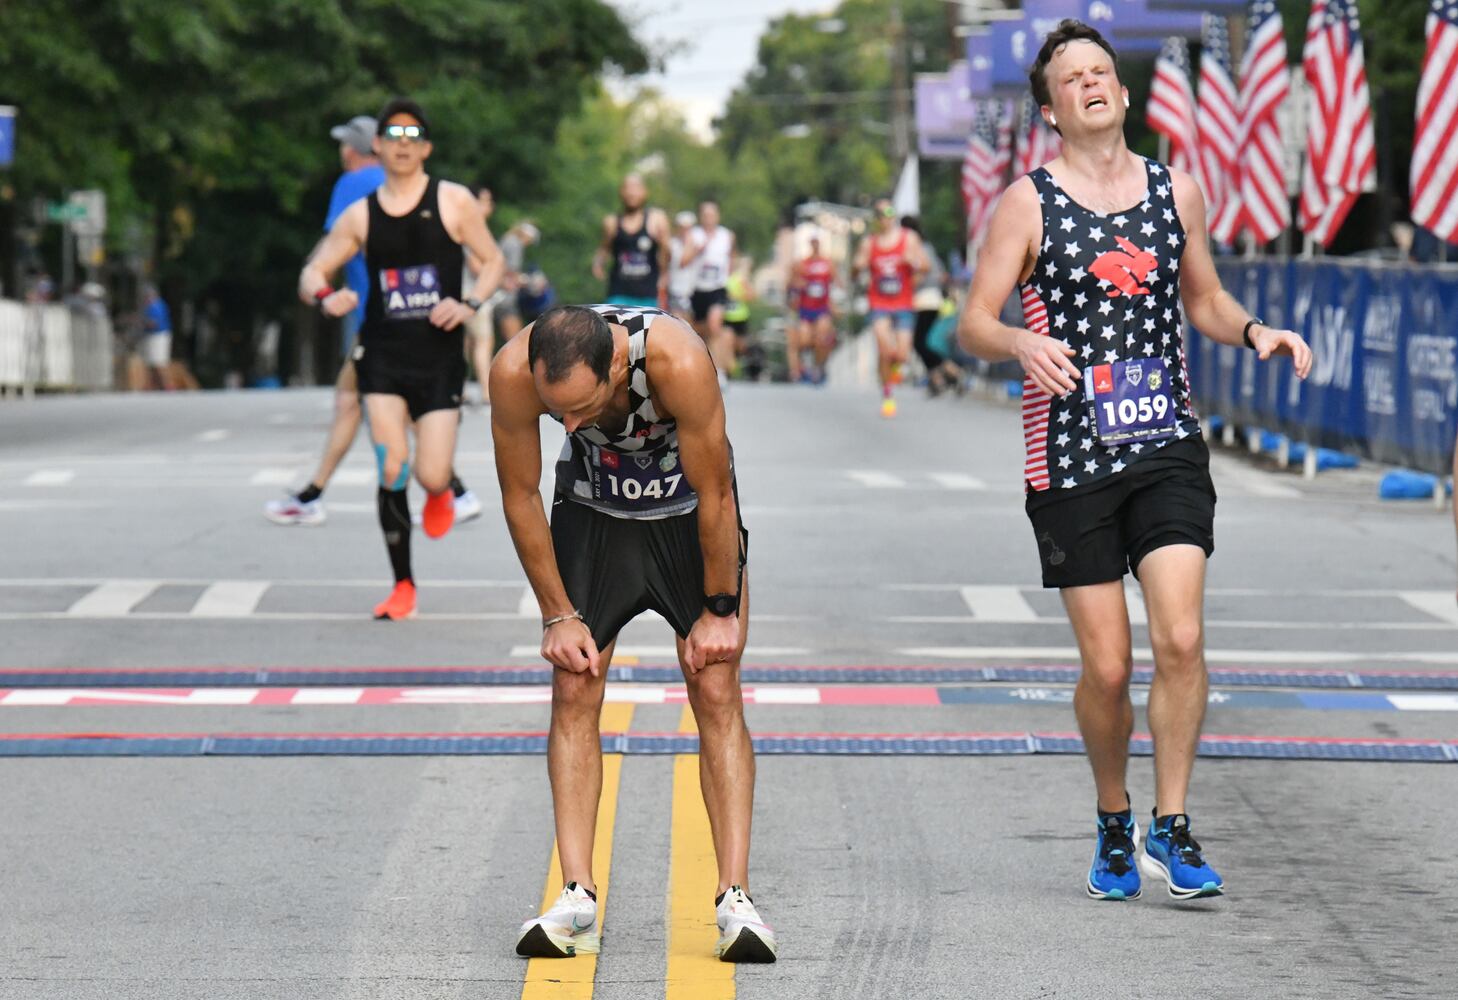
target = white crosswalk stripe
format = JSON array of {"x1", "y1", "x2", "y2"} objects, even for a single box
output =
[
  {"x1": 23, "y1": 470, "x2": 75, "y2": 486},
  {"x1": 191, "y1": 581, "x2": 271, "y2": 617},
  {"x1": 846, "y1": 470, "x2": 906, "y2": 488},
  {"x1": 929, "y1": 472, "x2": 987, "y2": 491},
  {"x1": 65, "y1": 580, "x2": 160, "y2": 617}
]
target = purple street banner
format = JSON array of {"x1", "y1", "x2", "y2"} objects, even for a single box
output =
[
  {"x1": 1085, "y1": 0, "x2": 1203, "y2": 39},
  {"x1": 915, "y1": 69, "x2": 977, "y2": 160},
  {"x1": 965, "y1": 31, "x2": 994, "y2": 97},
  {"x1": 1145, "y1": 0, "x2": 1246, "y2": 10}
]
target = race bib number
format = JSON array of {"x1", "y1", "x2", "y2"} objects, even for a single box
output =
[
  {"x1": 1084, "y1": 358, "x2": 1178, "y2": 446},
  {"x1": 699, "y1": 264, "x2": 722, "y2": 285},
  {"x1": 805, "y1": 281, "x2": 827, "y2": 299},
  {"x1": 592, "y1": 447, "x2": 687, "y2": 507},
  {"x1": 380, "y1": 264, "x2": 442, "y2": 320},
  {"x1": 875, "y1": 274, "x2": 903, "y2": 297},
  {"x1": 618, "y1": 252, "x2": 652, "y2": 279}
]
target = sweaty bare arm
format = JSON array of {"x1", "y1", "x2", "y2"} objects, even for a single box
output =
[
  {"x1": 489, "y1": 343, "x2": 601, "y2": 675},
  {"x1": 957, "y1": 177, "x2": 1081, "y2": 397},
  {"x1": 651, "y1": 320, "x2": 740, "y2": 671},
  {"x1": 907, "y1": 231, "x2": 931, "y2": 280},
  {"x1": 444, "y1": 182, "x2": 505, "y2": 305},
  {"x1": 299, "y1": 201, "x2": 367, "y2": 317},
  {"x1": 1173, "y1": 170, "x2": 1312, "y2": 378}
]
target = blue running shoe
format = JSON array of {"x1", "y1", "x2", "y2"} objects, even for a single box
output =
[
  {"x1": 1087, "y1": 810, "x2": 1142, "y2": 900},
  {"x1": 1140, "y1": 813, "x2": 1225, "y2": 899}
]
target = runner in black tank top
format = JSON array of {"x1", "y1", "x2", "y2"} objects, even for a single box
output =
[
  {"x1": 594, "y1": 173, "x2": 670, "y2": 308},
  {"x1": 959, "y1": 24, "x2": 1311, "y2": 905},
  {"x1": 300, "y1": 96, "x2": 506, "y2": 621}
]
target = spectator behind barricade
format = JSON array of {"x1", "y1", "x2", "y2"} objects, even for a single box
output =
[
  {"x1": 141, "y1": 284, "x2": 173, "y2": 391},
  {"x1": 493, "y1": 220, "x2": 540, "y2": 343},
  {"x1": 516, "y1": 266, "x2": 555, "y2": 326}
]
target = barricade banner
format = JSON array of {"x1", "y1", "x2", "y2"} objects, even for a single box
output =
[{"x1": 1186, "y1": 260, "x2": 1458, "y2": 475}]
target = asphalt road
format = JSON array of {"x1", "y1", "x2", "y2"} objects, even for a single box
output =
[{"x1": 1, "y1": 381, "x2": 1454, "y2": 1000}]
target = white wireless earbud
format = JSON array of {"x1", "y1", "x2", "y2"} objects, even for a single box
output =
[
  {"x1": 1123, "y1": 95, "x2": 1130, "y2": 108},
  {"x1": 1049, "y1": 114, "x2": 1057, "y2": 127}
]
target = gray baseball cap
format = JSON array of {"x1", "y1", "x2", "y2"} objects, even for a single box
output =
[{"x1": 330, "y1": 115, "x2": 377, "y2": 156}]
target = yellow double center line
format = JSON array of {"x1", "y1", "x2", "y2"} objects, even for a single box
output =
[{"x1": 520, "y1": 702, "x2": 735, "y2": 999}]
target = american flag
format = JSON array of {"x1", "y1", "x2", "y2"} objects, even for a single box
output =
[
  {"x1": 1014, "y1": 94, "x2": 1062, "y2": 177},
  {"x1": 1146, "y1": 37, "x2": 1205, "y2": 191},
  {"x1": 1216, "y1": 0, "x2": 1291, "y2": 245},
  {"x1": 1197, "y1": 16, "x2": 1239, "y2": 241},
  {"x1": 1410, "y1": 0, "x2": 1458, "y2": 242},
  {"x1": 962, "y1": 99, "x2": 1013, "y2": 247},
  {"x1": 1299, "y1": 0, "x2": 1377, "y2": 246}
]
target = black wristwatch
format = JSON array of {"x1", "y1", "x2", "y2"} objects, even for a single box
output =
[
  {"x1": 703, "y1": 593, "x2": 739, "y2": 617},
  {"x1": 465, "y1": 297, "x2": 485, "y2": 313},
  {"x1": 1241, "y1": 317, "x2": 1264, "y2": 350}
]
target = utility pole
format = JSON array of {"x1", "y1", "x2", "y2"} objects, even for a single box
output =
[{"x1": 890, "y1": 1, "x2": 911, "y2": 165}]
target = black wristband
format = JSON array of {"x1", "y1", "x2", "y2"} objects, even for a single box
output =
[
  {"x1": 703, "y1": 593, "x2": 739, "y2": 617},
  {"x1": 1241, "y1": 318, "x2": 1263, "y2": 350},
  {"x1": 465, "y1": 297, "x2": 484, "y2": 313}
]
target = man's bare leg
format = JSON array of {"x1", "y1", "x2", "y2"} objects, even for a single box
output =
[
  {"x1": 679, "y1": 573, "x2": 753, "y2": 895},
  {"x1": 1062, "y1": 580, "x2": 1135, "y2": 812},
  {"x1": 1136, "y1": 544, "x2": 1209, "y2": 817},
  {"x1": 304, "y1": 360, "x2": 362, "y2": 491},
  {"x1": 548, "y1": 639, "x2": 615, "y2": 893}
]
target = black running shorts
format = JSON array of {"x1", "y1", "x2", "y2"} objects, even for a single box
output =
[
  {"x1": 550, "y1": 494, "x2": 747, "y2": 650},
  {"x1": 1024, "y1": 435, "x2": 1216, "y2": 589},
  {"x1": 690, "y1": 288, "x2": 729, "y2": 322},
  {"x1": 354, "y1": 347, "x2": 466, "y2": 421}
]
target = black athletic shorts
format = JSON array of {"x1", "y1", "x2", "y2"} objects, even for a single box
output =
[
  {"x1": 691, "y1": 288, "x2": 729, "y2": 322},
  {"x1": 550, "y1": 494, "x2": 748, "y2": 650},
  {"x1": 1024, "y1": 435, "x2": 1216, "y2": 589},
  {"x1": 354, "y1": 347, "x2": 466, "y2": 421}
]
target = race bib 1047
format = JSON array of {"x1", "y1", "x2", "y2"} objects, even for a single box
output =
[
  {"x1": 591, "y1": 446, "x2": 688, "y2": 507},
  {"x1": 380, "y1": 264, "x2": 442, "y2": 320},
  {"x1": 1084, "y1": 357, "x2": 1178, "y2": 446}
]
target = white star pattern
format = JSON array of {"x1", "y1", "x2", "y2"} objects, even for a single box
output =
[
  {"x1": 1156, "y1": 184, "x2": 1169, "y2": 198},
  {"x1": 1054, "y1": 193, "x2": 1069, "y2": 208},
  {"x1": 1111, "y1": 459, "x2": 1126, "y2": 473},
  {"x1": 1080, "y1": 342, "x2": 1093, "y2": 359},
  {"x1": 1104, "y1": 349, "x2": 1119, "y2": 362},
  {"x1": 1074, "y1": 291, "x2": 1088, "y2": 308},
  {"x1": 1084, "y1": 459, "x2": 1099, "y2": 474},
  {"x1": 1163, "y1": 208, "x2": 1175, "y2": 223},
  {"x1": 1129, "y1": 442, "x2": 1144, "y2": 454},
  {"x1": 1101, "y1": 326, "x2": 1117, "y2": 340},
  {"x1": 1060, "y1": 217, "x2": 1076, "y2": 232},
  {"x1": 1043, "y1": 236, "x2": 1053, "y2": 253},
  {"x1": 1063, "y1": 477, "x2": 1077, "y2": 488},
  {"x1": 1069, "y1": 267, "x2": 1086, "y2": 282},
  {"x1": 1167, "y1": 233, "x2": 1180, "y2": 248},
  {"x1": 1112, "y1": 215, "x2": 1128, "y2": 228},
  {"x1": 1054, "y1": 313, "x2": 1067, "y2": 328},
  {"x1": 1050, "y1": 287, "x2": 1064, "y2": 303},
  {"x1": 1058, "y1": 408, "x2": 1074, "y2": 424},
  {"x1": 1150, "y1": 163, "x2": 1163, "y2": 174},
  {"x1": 1058, "y1": 454, "x2": 1072, "y2": 469},
  {"x1": 1141, "y1": 221, "x2": 1156, "y2": 237},
  {"x1": 1045, "y1": 261, "x2": 1058, "y2": 279},
  {"x1": 1087, "y1": 226, "x2": 1106, "y2": 242},
  {"x1": 1144, "y1": 317, "x2": 1156, "y2": 332},
  {"x1": 1076, "y1": 317, "x2": 1090, "y2": 334},
  {"x1": 1064, "y1": 242, "x2": 1081, "y2": 257},
  {"x1": 1056, "y1": 432, "x2": 1071, "y2": 447},
  {"x1": 1099, "y1": 300, "x2": 1113, "y2": 316}
]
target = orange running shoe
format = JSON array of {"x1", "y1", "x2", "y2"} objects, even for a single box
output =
[
  {"x1": 373, "y1": 580, "x2": 417, "y2": 620},
  {"x1": 881, "y1": 397, "x2": 897, "y2": 418},
  {"x1": 422, "y1": 490, "x2": 455, "y2": 539},
  {"x1": 890, "y1": 363, "x2": 905, "y2": 386}
]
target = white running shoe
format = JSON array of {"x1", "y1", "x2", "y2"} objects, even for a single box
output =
[
  {"x1": 263, "y1": 494, "x2": 325, "y2": 526},
  {"x1": 715, "y1": 886, "x2": 777, "y2": 963},
  {"x1": 454, "y1": 489, "x2": 483, "y2": 523},
  {"x1": 516, "y1": 882, "x2": 599, "y2": 958}
]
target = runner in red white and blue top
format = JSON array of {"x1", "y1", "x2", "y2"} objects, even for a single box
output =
[
  {"x1": 959, "y1": 20, "x2": 1311, "y2": 905},
  {"x1": 786, "y1": 233, "x2": 838, "y2": 383}
]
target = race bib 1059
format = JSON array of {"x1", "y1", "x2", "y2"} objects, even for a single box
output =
[{"x1": 1084, "y1": 357, "x2": 1178, "y2": 446}]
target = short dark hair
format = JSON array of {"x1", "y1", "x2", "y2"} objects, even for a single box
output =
[
  {"x1": 376, "y1": 96, "x2": 431, "y2": 137},
  {"x1": 900, "y1": 215, "x2": 922, "y2": 234},
  {"x1": 528, "y1": 306, "x2": 614, "y2": 385},
  {"x1": 1028, "y1": 20, "x2": 1120, "y2": 117}
]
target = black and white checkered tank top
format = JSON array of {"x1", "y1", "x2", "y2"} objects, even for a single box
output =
[{"x1": 553, "y1": 305, "x2": 698, "y2": 520}]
